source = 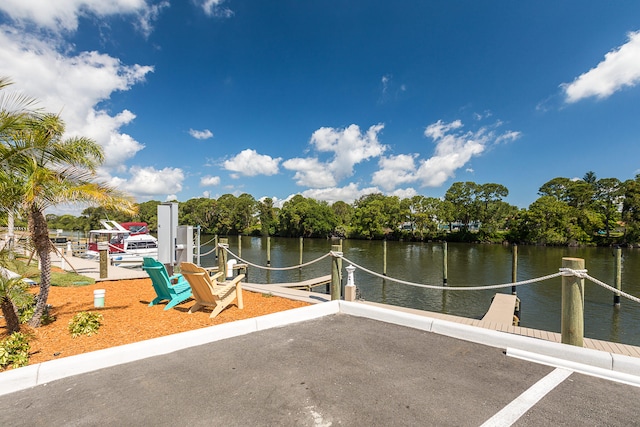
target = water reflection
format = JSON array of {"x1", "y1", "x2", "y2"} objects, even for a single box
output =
[{"x1": 200, "y1": 236, "x2": 640, "y2": 346}]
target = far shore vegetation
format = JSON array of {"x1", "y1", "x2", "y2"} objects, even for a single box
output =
[{"x1": 7, "y1": 173, "x2": 640, "y2": 248}]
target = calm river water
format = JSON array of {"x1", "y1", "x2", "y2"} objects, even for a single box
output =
[{"x1": 200, "y1": 236, "x2": 640, "y2": 347}]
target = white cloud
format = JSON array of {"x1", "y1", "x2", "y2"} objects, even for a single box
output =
[
  {"x1": 300, "y1": 183, "x2": 381, "y2": 205},
  {"x1": 0, "y1": 28, "x2": 152, "y2": 168},
  {"x1": 424, "y1": 119, "x2": 463, "y2": 140},
  {"x1": 284, "y1": 123, "x2": 386, "y2": 188},
  {"x1": 371, "y1": 154, "x2": 418, "y2": 191},
  {"x1": 223, "y1": 149, "x2": 281, "y2": 177},
  {"x1": 200, "y1": 175, "x2": 221, "y2": 186},
  {"x1": 282, "y1": 157, "x2": 336, "y2": 187},
  {"x1": 197, "y1": 0, "x2": 234, "y2": 18},
  {"x1": 189, "y1": 128, "x2": 214, "y2": 140},
  {"x1": 415, "y1": 122, "x2": 486, "y2": 187},
  {"x1": 495, "y1": 131, "x2": 521, "y2": 144},
  {"x1": 368, "y1": 119, "x2": 521, "y2": 191},
  {"x1": 390, "y1": 187, "x2": 418, "y2": 199},
  {"x1": 115, "y1": 166, "x2": 185, "y2": 197},
  {"x1": 0, "y1": 0, "x2": 165, "y2": 36},
  {"x1": 563, "y1": 30, "x2": 640, "y2": 103}
]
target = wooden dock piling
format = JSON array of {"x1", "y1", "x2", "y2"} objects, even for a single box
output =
[
  {"x1": 561, "y1": 257, "x2": 584, "y2": 347},
  {"x1": 442, "y1": 241, "x2": 448, "y2": 286},
  {"x1": 330, "y1": 244, "x2": 342, "y2": 300},
  {"x1": 614, "y1": 247, "x2": 622, "y2": 307}
]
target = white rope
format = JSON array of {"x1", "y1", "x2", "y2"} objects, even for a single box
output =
[
  {"x1": 199, "y1": 246, "x2": 217, "y2": 257},
  {"x1": 200, "y1": 236, "x2": 217, "y2": 247},
  {"x1": 338, "y1": 254, "x2": 562, "y2": 291},
  {"x1": 221, "y1": 246, "x2": 331, "y2": 271},
  {"x1": 584, "y1": 274, "x2": 640, "y2": 305}
]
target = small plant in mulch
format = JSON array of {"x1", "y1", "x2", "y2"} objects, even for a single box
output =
[
  {"x1": 18, "y1": 294, "x2": 55, "y2": 325},
  {"x1": 0, "y1": 332, "x2": 30, "y2": 369},
  {"x1": 261, "y1": 293, "x2": 274, "y2": 298},
  {"x1": 68, "y1": 311, "x2": 103, "y2": 338}
]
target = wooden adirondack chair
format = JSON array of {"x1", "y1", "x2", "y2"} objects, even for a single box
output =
[
  {"x1": 142, "y1": 258, "x2": 192, "y2": 310},
  {"x1": 180, "y1": 262, "x2": 244, "y2": 318}
]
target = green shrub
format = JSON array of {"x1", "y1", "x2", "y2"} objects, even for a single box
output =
[
  {"x1": 18, "y1": 294, "x2": 56, "y2": 325},
  {"x1": 0, "y1": 332, "x2": 30, "y2": 369},
  {"x1": 68, "y1": 311, "x2": 103, "y2": 338}
]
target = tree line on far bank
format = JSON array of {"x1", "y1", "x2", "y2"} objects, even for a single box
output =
[{"x1": 33, "y1": 172, "x2": 640, "y2": 246}]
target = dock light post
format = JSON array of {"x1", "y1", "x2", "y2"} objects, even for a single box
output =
[{"x1": 345, "y1": 264, "x2": 356, "y2": 302}]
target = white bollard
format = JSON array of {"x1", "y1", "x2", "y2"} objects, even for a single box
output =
[
  {"x1": 345, "y1": 264, "x2": 356, "y2": 301},
  {"x1": 226, "y1": 259, "x2": 237, "y2": 278}
]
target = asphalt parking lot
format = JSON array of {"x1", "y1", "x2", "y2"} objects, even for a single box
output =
[{"x1": 2, "y1": 313, "x2": 640, "y2": 426}]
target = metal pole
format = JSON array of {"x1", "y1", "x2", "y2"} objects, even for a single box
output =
[
  {"x1": 442, "y1": 241, "x2": 448, "y2": 286},
  {"x1": 561, "y1": 257, "x2": 585, "y2": 347},
  {"x1": 614, "y1": 247, "x2": 622, "y2": 307},
  {"x1": 238, "y1": 234, "x2": 242, "y2": 259},
  {"x1": 330, "y1": 244, "x2": 342, "y2": 300}
]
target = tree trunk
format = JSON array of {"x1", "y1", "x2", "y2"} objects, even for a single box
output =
[
  {"x1": 0, "y1": 298, "x2": 20, "y2": 333},
  {"x1": 27, "y1": 207, "x2": 51, "y2": 328}
]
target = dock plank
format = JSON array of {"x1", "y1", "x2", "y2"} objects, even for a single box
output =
[{"x1": 481, "y1": 293, "x2": 518, "y2": 325}]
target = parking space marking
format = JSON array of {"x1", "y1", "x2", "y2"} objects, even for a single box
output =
[{"x1": 480, "y1": 368, "x2": 572, "y2": 427}]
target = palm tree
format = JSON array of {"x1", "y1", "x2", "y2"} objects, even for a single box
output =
[
  {"x1": 1, "y1": 112, "x2": 137, "y2": 326},
  {"x1": 1, "y1": 77, "x2": 40, "y2": 254},
  {"x1": 0, "y1": 252, "x2": 33, "y2": 333}
]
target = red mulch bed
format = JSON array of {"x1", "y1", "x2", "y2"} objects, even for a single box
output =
[{"x1": 0, "y1": 278, "x2": 310, "y2": 367}]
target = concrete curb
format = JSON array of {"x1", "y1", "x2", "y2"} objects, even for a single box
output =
[
  {"x1": 3, "y1": 299, "x2": 640, "y2": 397},
  {"x1": 338, "y1": 301, "x2": 640, "y2": 382},
  {"x1": 0, "y1": 302, "x2": 340, "y2": 397}
]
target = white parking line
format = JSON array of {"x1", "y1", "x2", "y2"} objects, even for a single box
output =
[{"x1": 480, "y1": 368, "x2": 572, "y2": 427}]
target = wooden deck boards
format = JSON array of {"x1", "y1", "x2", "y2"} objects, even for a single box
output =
[{"x1": 359, "y1": 301, "x2": 640, "y2": 358}]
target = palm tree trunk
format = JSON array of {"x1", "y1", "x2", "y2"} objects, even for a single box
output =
[
  {"x1": 27, "y1": 207, "x2": 51, "y2": 328},
  {"x1": 0, "y1": 298, "x2": 20, "y2": 333}
]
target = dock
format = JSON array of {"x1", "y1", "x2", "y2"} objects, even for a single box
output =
[
  {"x1": 481, "y1": 292, "x2": 520, "y2": 325},
  {"x1": 49, "y1": 252, "x2": 149, "y2": 281}
]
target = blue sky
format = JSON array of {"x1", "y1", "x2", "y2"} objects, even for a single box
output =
[{"x1": 2, "y1": 1, "x2": 640, "y2": 213}]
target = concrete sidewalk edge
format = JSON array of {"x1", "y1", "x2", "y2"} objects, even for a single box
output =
[{"x1": 3, "y1": 299, "x2": 640, "y2": 397}]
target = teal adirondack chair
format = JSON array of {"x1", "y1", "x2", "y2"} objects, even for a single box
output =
[{"x1": 142, "y1": 258, "x2": 192, "y2": 310}]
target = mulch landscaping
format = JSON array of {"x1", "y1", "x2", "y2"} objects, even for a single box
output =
[{"x1": 0, "y1": 278, "x2": 310, "y2": 367}]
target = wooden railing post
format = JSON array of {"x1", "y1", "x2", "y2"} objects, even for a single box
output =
[
  {"x1": 442, "y1": 241, "x2": 448, "y2": 286},
  {"x1": 218, "y1": 238, "x2": 229, "y2": 277},
  {"x1": 267, "y1": 236, "x2": 271, "y2": 266},
  {"x1": 561, "y1": 257, "x2": 585, "y2": 347},
  {"x1": 330, "y1": 244, "x2": 342, "y2": 300},
  {"x1": 512, "y1": 244, "x2": 518, "y2": 295},
  {"x1": 299, "y1": 237, "x2": 304, "y2": 268},
  {"x1": 614, "y1": 247, "x2": 622, "y2": 307},
  {"x1": 383, "y1": 239, "x2": 387, "y2": 276}
]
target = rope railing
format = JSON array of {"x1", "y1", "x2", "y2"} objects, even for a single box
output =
[
  {"x1": 221, "y1": 245, "x2": 331, "y2": 271},
  {"x1": 338, "y1": 253, "x2": 563, "y2": 291},
  {"x1": 200, "y1": 236, "x2": 217, "y2": 247},
  {"x1": 199, "y1": 246, "x2": 217, "y2": 257}
]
